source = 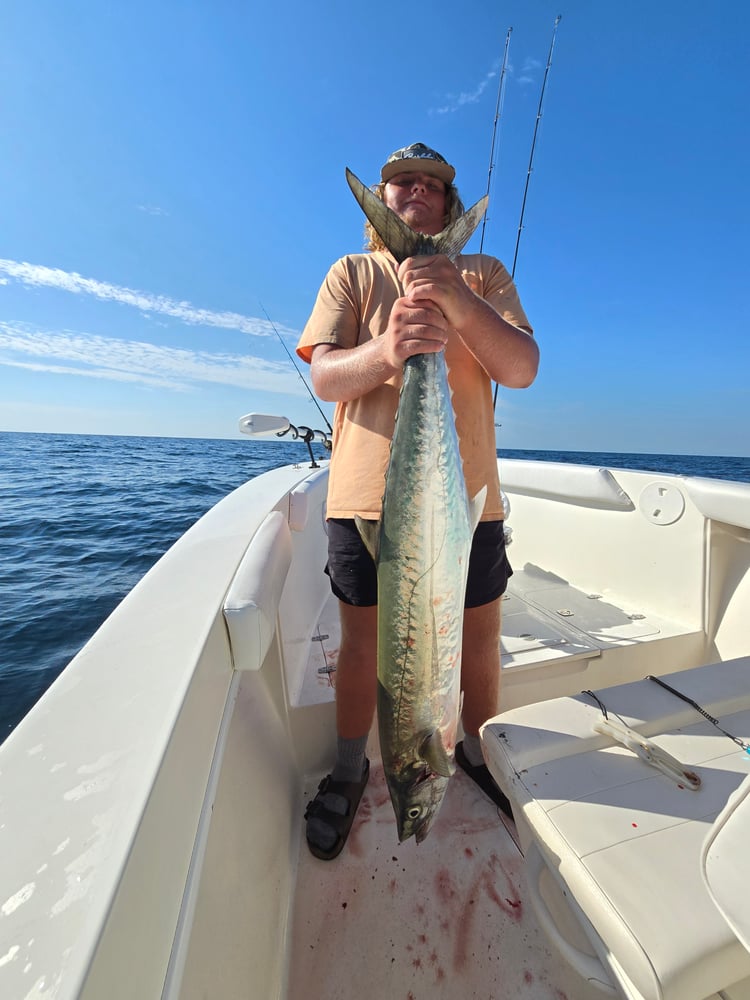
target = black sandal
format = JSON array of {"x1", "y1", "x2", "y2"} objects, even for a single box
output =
[
  {"x1": 304, "y1": 759, "x2": 370, "y2": 860},
  {"x1": 455, "y1": 742, "x2": 513, "y2": 820}
]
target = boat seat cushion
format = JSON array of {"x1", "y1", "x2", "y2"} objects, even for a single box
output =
[
  {"x1": 703, "y1": 772, "x2": 750, "y2": 954},
  {"x1": 223, "y1": 510, "x2": 292, "y2": 671},
  {"x1": 481, "y1": 656, "x2": 750, "y2": 1000}
]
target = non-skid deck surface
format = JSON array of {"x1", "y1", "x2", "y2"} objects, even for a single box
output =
[
  {"x1": 287, "y1": 758, "x2": 600, "y2": 1000},
  {"x1": 284, "y1": 576, "x2": 665, "y2": 997}
]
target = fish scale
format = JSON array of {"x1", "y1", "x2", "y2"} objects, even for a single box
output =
[{"x1": 347, "y1": 169, "x2": 488, "y2": 842}]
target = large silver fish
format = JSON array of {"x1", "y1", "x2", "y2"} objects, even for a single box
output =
[{"x1": 346, "y1": 169, "x2": 488, "y2": 843}]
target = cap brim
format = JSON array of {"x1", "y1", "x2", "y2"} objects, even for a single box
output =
[{"x1": 381, "y1": 159, "x2": 455, "y2": 185}]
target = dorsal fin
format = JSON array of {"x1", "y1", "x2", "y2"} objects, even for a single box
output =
[{"x1": 345, "y1": 168, "x2": 488, "y2": 264}]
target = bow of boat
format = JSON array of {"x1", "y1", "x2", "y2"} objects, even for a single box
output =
[{"x1": 1, "y1": 458, "x2": 749, "y2": 999}]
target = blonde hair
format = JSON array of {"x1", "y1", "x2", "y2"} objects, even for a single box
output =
[{"x1": 364, "y1": 181, "x2": 466, "y2": 253}]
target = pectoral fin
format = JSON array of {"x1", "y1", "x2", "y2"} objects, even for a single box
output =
[
  {"x1": 355, "y1": 516, "x2": 380, "y2": 563},
  {"x1": 469, "y1": 485, "x2": 488, "y2": 534},
  {"x1": 420, "y1": 731, "x2": 455, "y2": 779}
]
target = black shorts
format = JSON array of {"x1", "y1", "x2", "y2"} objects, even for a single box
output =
[{"x1": 325, "y1": 518, "x2": 513, "y2": 609}]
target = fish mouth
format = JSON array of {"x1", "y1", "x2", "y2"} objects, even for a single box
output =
[
  {"x1": 397, "y1": 815, "x2": 435, "y2": 845},
  {"x1": 414, "y1": 818, "x2": 435, "y2": 845}
]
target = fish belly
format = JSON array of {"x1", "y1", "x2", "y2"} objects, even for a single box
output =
[{"x1": 377, "y1": 352, "x2": 473, "y2": 794}]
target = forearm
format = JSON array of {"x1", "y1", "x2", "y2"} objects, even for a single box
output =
[
  {"x1": 310, "y1": 339, "x2": 399, "y2": 402},
  {"x1": 398, "y1": 255, "x2": 538, "y2": 389},
  {"x1": 455, "y1": 295, "x2": 539, "y2": 388}
]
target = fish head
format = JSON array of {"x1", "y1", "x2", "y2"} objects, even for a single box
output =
[{"x1": 388, "y1": 766, "x2": 451, "y2": 844}]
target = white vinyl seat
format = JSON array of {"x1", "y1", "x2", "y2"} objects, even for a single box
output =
[
  {"x1": 702, "y1": 771, "x2": 750, "y2": 955},
  {"x1": 481, "y1": 656, "x2": 750, "y2": 1000}
]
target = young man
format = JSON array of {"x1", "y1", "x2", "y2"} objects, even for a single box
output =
[{"x1": 296, "y1": 142, "x2": 538, "y2": 859}]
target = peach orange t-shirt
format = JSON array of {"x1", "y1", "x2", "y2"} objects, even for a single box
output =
[{"x1": 296, "y1": 251, "x2": 532, "y2": 521}]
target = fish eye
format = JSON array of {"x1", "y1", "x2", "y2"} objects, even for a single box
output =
[{"x1": 407, "y1": 806, "x2": 422, "y2": 820}]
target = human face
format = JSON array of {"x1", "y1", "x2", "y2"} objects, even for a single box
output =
[{"x1": 383, "y1": 171, "x2": 447, "y2": 236}]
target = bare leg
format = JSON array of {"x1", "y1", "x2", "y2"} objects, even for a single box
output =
[
  {"x1": 460, "y1": 597, "x2": 502, "y2": 736},
  {"x1": 334, "y1": 601, "x2": 378, "y2": 739},
  {"x1": 456, "y1": 597, "x2": 512, "y2": 817},
  {"x1": 305, "y1": 601, "x2": 377, "y2": 860}
]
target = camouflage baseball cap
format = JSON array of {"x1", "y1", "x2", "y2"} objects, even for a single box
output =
[{"x1": 380, "y1": 142, "x2": 456, "y2": 185}]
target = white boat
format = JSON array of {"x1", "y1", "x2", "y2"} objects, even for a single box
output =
[{"x1": 2, "y1": 440, "x2": 749, "y2": 999}]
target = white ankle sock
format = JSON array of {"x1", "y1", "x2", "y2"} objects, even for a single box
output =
[{"x1": 331, "y1": 734, "x2": 368, "y2": 783}]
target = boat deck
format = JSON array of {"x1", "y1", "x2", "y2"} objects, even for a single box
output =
[
  {"x1": 284, "y1": 583, "x2": 613, "y2": 997},
  {"x1": 286, "y1": 592, "x2": 602, "y2": 998},
  {"x1": 280, "y1": 495, "x2": 711, "y2": 999},
  {"x1": 288, "y1": 755, "x2": 602, "y2": 1000}
]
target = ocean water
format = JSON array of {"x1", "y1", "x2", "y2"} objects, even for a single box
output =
[{"x1": 2, "y1": 431, "x2": 749, "y2": 743}]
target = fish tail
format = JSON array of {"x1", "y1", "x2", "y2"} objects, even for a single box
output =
[{"x1": 345, "y1": 168, "x2": 487, "y2": 264}]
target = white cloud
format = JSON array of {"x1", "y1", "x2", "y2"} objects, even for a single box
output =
[
  {"x1": 0, "y1": 258, "x2": 297, "y2": 340},
  {"x1": 0, "y1": 321, "x2": 305, "y2": 396},
  {"x1": 0, "y1": 357, "x2": 188, "y2": 390},
  {"x1": 516, "y1": 56, "x2": 542, "y2": 86},
  {"x1": 428, "y1": 53, "x2": 543, "y2": 116},
  {"x1": 430, "y1": 67, "x2": 497, "y2": 116}
]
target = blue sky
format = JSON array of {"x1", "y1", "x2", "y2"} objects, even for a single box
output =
[{"x1": 1, "y1": 0, "x2": 748, "y2": 455}]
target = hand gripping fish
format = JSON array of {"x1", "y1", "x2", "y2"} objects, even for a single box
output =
[{"x1": 346, "y1": 169, "x2": 489, "y2": 843}]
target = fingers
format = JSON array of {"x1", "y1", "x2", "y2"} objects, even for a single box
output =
[
  {"x1": 397, "y1": 255, "x2": 473, "y2": 329},
  {"x1": 385, "y1": 255, "x2": 471, "y2": 369},
  {"x1": 398, "y1": 254, "x2": 456, "y2": 292},
  {"x1": 386, "y1": 298, "x2": 448, "y2": 367}
]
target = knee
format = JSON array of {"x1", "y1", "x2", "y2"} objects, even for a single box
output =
[{"x1": 338, "y1": 605, "x2": 377, "y2": 659}]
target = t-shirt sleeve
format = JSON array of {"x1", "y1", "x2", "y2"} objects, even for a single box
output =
[
  {"x1": 296, "y1": 258, "x2": 361, "y2": 364},
  {"x1": 461, "y1": 256, "x2": 533, "y2": 336}
]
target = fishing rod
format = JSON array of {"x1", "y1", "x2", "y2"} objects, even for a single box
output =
[
  {"x1": 479, "y1": 26, "x2": 513, "y2": 255},
  {"x1": 492, "y1": 14, "x2": 562, "y2": 411},
  {"x1": 511, "y1": 14, "x2": 562, "y2": 280},
  {"x1": 259, "y1": 302, "x2": 333, "y2": 435}
]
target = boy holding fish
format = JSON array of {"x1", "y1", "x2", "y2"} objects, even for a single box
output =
[{"x1": 296, "y1": 142, "x2": 538, "y2": 858}]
